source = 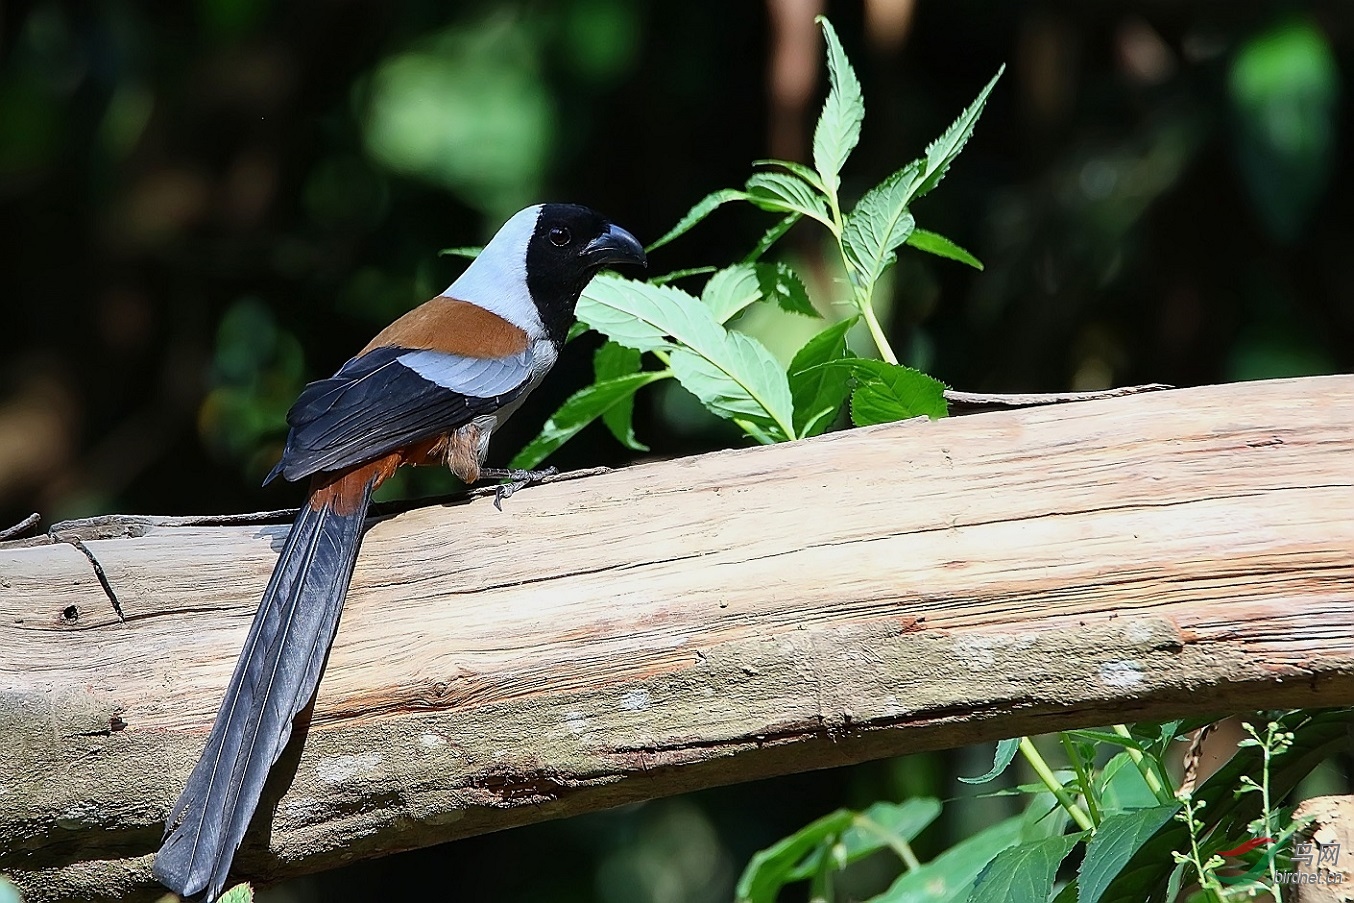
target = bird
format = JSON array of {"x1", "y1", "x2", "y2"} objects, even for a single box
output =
[{"x1": 153, "y1": 203, "x2": 646, "y2": 901}]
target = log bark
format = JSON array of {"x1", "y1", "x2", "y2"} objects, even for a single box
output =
[{"x1": 2, "y1": 375, "x2": 1352, "y2": 901}]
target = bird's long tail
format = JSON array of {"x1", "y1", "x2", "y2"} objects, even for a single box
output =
[{"x1": 154, "y1": 466, "x2": 381, "y2": 901}]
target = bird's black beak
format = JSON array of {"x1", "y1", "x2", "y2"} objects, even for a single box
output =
[{"x1": 584, "y1": 223, "x2": 647, "y2": 270}]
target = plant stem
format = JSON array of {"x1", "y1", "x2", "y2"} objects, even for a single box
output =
[
  {"x1": 1112, "y1": 725, "x2": 1173, "y2": 804},
  {"x1": 858, "y1": 294, "x2": 899, "y2": 365},
  {"x1": 1019, "y1": 736, "x2": 1094, "y2": 832},
  {"x1": 855, "y1": 814, "x2": 922, "y2": 872},
  {"x1": 1059, "y1": 732, "x2": 1101, "y2": 826},
  {"x1": 1257, "y1": 723, "x2": 1282, "y2": 902}
]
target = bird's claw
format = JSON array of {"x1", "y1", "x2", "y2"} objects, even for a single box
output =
[{"x1": 482, "y1": 466, "x2": 559, "y2": 511}]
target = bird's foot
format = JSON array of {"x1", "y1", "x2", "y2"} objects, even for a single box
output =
[{"x1": 480, "y1": 466, "x2": 559, "y2": 511}]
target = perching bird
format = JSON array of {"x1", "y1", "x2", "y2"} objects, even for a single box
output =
[{"x1": 154, "y1": 204, "x2": 646, "y2": 901}]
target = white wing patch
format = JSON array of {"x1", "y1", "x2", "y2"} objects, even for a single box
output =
[{"x1": 397, "y1": 349, "x2": 533, "y2": 399}]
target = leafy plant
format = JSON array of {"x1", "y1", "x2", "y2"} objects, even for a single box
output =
[
  {"x1": 733, "y1": 710, "x2": 1352, "y2": 903},
  {"x1": 510, "y1": 17, "x2": 1001, "y2": 469}
]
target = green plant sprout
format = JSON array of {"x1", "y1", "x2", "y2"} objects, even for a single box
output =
[
  {"x1": 508, "y1": 17, "x2": 1002, "y2": 469},
  {"x1": 732, "y1": 710, "x2": 1350, "y2": 903}
]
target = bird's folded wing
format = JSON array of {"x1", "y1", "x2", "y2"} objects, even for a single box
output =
[{"x1": 268, "y1": 344, "x2": 536, "y2": 482}]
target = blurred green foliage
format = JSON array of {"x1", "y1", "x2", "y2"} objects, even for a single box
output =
[{"x1": 2, "y1": 2, "x2": 1351, "y2": 901}]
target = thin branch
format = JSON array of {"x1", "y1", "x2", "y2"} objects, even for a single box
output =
[
  {"x1": 945, "y1": 383, "x2": 1173, "y2": 409},
  {"x1": 0, "y1": 512, "x2": 40, "y2": 542}
]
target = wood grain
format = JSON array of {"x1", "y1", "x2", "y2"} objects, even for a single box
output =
[{"x1": 2, "y1": 375, "x2": 1352, "y2": 901}]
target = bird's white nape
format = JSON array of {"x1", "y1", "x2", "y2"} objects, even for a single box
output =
[{"x1": 442, "y1": 205, "x2": 544, "y2": 338}]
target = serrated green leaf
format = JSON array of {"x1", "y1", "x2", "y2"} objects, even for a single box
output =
[
  {"x1": 788, "y1": 317, "x2": 856, "y2": 437},
  {"x1": 821, "y1": 359, "x2": 946, "y2": 425},
  {"x1": 753, "y1": 158, "x2": 826, "y2": 192},
  {"x1": 907, "y1": 228, "x2": 984, "y2": 269},
  {"x1": 736, "y1": 808, "x2": 855, "y2": 903},
  {"x1": 670, "y1": 331, "x2": 793, "y2": 439},
  {"x1": 840, "y1": 67, "x2": 1001, "y2": 291},
  {"x1": 648, "y1": 188, "x2": 746, "y2": 252},
  {"x1": 577, "y1": 275, "x2": 684, "y2": 353},
  {"x1": 877, "y1": 815, "x2": 1025, "y2": 903},
  {"x1": 702, "y1": 264, "x2": 763, "y2": 324},
  {"x1": 842, "y1": 163, "x2": 921, "y2": 288},
  {"x1": 966, "y1": 834, "x2": 1081, "y2": 903},
  {"x1": 812, "y1": 16, "x2": 864, "y2": 196},
  {"x1": 510, "y1": 372, "x2": 666, "y2": 470},
  {"x1": 218, "y1": 884, "x2": 255, "y2": 903},
  {"x1": 1079, "y1": 806, "x2": 1180, "y2": 903},
  {"x1": 1095, "y1": 709, "x2": 1354, "y2": 903},
  {"x1": 755, "y1": 262, "x2": 819, "y2": 318},
  {"x1": 743, "y1": 213, "x2": 801, "y2": 263},
  {"x1": 594, "y1": 342, "x2": 648, "y2": 452},
  {"x1": 960, "y1": 737, "x2": 1022, "y2": 785},
  {"x1": 580, "y1": 275, "x2": 796, "y2": 439},
  {"x1": 744, "y1": 172, "x2": 831, "y2": 226},
  {"x1": 914, "y1": 65, "x2": 1005, "y2": 202},
  {"x1": 785, "y1": 799, "x2": 943, "y2": 882}
]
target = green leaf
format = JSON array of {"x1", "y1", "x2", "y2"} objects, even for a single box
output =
[
  {"x1": 1064, "y1": 729, "x2": 1145, "y2": 751},
  {"x1": 736, "y1": 808, "x2": 855, "y2": 903},
  {"x1": 960, "y1": 737, "x2": 1022, "y2": 785},
  {"x1": 649, "y1": 266, "x2": 717, "y2": 286},
  {"x1": 1079, "y1": 806, "x2": 1180, "y2": 903},
  {"x1": 966, "y1": 834, "x2": 1081, "y2": 903},
  {"x1": 812, "y1": 16, "x2": 864, "y2": 196},
  {"x1": 815, "y1": 359, "x2": 946, "y2": 426},
  {"x1": 1096, "y1": 709, "x2": 1354, "y2": 902},
  {"x1": 742, "y1": 213, "x2": 802, "y2": 264},
  {"x1": 1094, "y1": 752, "x2": 1160, "y2": 813},
  {"x1": 753, "y1": 158, "x2": 826, "y2": 192},
  {"x1": 577, "y1": 275, "x2": 684, "y2": 353},
  {"x1": 744, "y1": 172, "x2": 831, "y2": 226},
  {"x1": 580, "y1": 275, "x2": 796, "y2": 439},
  {"x1": 702, "y1": 264, "x2": 763, "y2": 324},
  {"x1": 913, "y1": 65, "x2": 1004, "y2": 202},
  {"x1": 842, "y1": 163, "x2": 920, "y2": 288},
  {"x1": 786, "y1": 799, "x2": 943, "y2": 882},
  {"x1": 907, "y1": 228, "x2": 984, "y2": 270},
  {"x1": 788, "y1": 317, "x2": 856, "y2": 437},
  {"x1": 510, "y1": 372, "x2": 666, "y2": 470},
  {"x1": 594, "y1": 342, "x2": 648, "y2": 452},
  {"x1": 218, "y1": 884, "x2": 255, "y2": 903},
  {"x1": 566, "y1": 321, "x2": 589, "y2": 343},
  {"x1": 877, "y1": 814, "x2": 1024, "y2": 902},
  {"x1": 849, "y1": 798, "x2": 942, "y2": 855},
  {"x1": 841, "y1": 66, "x2": 1002, "y2": 290},
  {"x1": 670, "y1": 332, "x2": 793, "y2": 440},
  {"x1": 756, "y1": 262, "x2": 819, "y2": 318},
  {"x1": 438, "y1": 246, "x2": 482, "y2": 259},
  {"x1": 648, "y1": 188, "x2": 745, "y2": 252}
]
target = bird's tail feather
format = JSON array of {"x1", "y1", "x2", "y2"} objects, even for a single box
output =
[{"x1": 154, "y1": 472, "x2": 377, "y2": 901}]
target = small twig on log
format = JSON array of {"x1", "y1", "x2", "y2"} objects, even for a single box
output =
[
  {"x1": 47, "y1": 529, "x2": 125, "y2": 622},
  {"x1": 0, "y1": 512, "x2": 40, "y2": 542},
  {"x1": 945, "y1": 383, "x2": 1173, "y2": 410}
]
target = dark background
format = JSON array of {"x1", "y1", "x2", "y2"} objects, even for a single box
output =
[{"x1": 1, "y1": 1, "x2": 1349, "y2": 900}]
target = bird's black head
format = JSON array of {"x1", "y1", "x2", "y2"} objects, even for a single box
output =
[{"x1": 526, "y1": 203, "x2": 646, "y2": 344}]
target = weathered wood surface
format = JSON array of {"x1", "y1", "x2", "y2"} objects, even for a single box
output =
[{"x1": 1, "y1": 375, "x2": 1352, "y2": 901}]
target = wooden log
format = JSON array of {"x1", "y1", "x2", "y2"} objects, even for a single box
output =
[{"x1": 1, "y1": 375, "x2": 1352, "y2": 902}]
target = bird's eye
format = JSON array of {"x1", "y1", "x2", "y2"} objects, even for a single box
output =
[{"x1": 549, "y1": 226, "x2": 572, "y2": 247}]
